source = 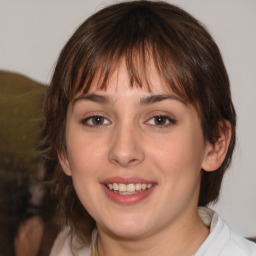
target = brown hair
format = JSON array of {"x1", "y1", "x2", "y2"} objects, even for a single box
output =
[{"x1": 40, "y1": 0, "x2": 236, "y2": 245}]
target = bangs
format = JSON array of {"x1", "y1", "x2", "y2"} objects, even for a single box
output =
[
  {"x1": 78, "y1": 42, "x2": 154, "y2": 93},
  {"x1": 75, "y1": 40, "x2": 190, "y2": 102},
  {"x1": 62, "y1": 2, "x2": 200, "y2": 103}
]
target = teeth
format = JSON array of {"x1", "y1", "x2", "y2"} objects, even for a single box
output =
[
  {"x1": 106, "y1": 183, "x2": 153, "y2": 193},
  {"x1": 119, "y1": 183, "x2": 126, "y2": 192},
  {"x1": 141, "y1": 184, "x2": 147, "y2": 190},
  {"x1": 135, "y1": 183, "x2": 141, "y2": 191},
  {"x1": 113, "y1": 183, "x2": 118, "y2": 191},
  {"x1": 127, "y1": 184, "x2": 135, "y2": 192}
]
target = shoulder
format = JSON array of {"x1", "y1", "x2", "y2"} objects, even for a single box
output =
[
  {"x1": 196, "y1": 208, "x2": 256, "y2": 256},
  {"x1": 49, "y1": 227, "x2": 91, "y2": 256},
  {"x1": 223, "y1": 228, "x2": 256, "y2": 256}
]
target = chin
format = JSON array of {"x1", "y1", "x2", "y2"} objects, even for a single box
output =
[{"x1": 100, "y1": 215, "x2": 153, "y2": 239}]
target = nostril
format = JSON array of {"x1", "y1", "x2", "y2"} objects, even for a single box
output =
[
  {"x1": 127, "y1": 158, "x2": 140, "y2": 166},
  {"x1": 129, "y1": 158, "x2": 138, "y2": 164}
]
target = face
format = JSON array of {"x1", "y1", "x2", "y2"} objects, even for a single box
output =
[{"x1": 60, "y1": 61, "x2": 213, "y2": 240}]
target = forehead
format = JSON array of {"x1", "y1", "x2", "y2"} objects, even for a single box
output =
[
  {"x1": 76, "y1": 58, "x2": 178, "y2": 99},
  {"x1": 71, "y1": 59, "x2": 190, "y2": 112}
]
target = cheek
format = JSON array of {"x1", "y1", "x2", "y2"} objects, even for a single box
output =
[
  {"x1": 65, "y1": 132, "x2": 107, "y2": 213},
  {"x1": 66, "y1": 129, "x2": 107, "y2": 175},
  {"x1": 147, "y1": 131, "x2": 204, "y2": 179},
  {"x1": 147, "y1": 132, "x2": 204, "y2": 209}
]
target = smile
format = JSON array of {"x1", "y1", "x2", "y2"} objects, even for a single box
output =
[
  {"x1": 101, "y1": 178, "x2": 156, "y2": 205},
  {"x1": 106, "y1": 183, "x2": 153, "y2": 194}
]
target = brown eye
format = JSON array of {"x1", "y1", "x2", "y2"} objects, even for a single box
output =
[
  {"x1": 154, "y1": 115, "x2": 168, "y2": 125},
  {"x1": 146, "y1": 115, "x2": 176, "y2": 127},
  {"x1": 82, "y1": 115, "x2": 111, "y2": 127},
  {"x1": 92, "y1": 116, "x2": 104, "y2": 125}
]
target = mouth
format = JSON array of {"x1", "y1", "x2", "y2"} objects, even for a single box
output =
[
  {"x1": 105, "y1": 183, "x2": 153, "y2": 195},
  {"x1": 101, "y1": 178, "x2": 156, "y2": 205}
]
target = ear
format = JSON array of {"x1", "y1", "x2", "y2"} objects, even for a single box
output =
[
  {"x1": 201, "y1": 121, "x2": 232, "y2": 172},
  {"x1": 58, "y1": 151, "x2": 72, "y2": 176}
]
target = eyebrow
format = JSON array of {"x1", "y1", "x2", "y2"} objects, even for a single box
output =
[
  {"x1": 72, "y1": 93, "x2": 113, "y2": 106},
  {"x1": 72, "y1": 93, "x2": 186, "y2": 107},
  {"x1": 140, "y1": 94, "x2": 186, "y2": 105}
]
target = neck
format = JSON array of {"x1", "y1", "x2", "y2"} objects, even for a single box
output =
[{"x1": 96, "y1": 209, "x2": 209, "y2": 256}]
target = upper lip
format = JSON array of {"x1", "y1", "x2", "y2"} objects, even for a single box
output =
[{"x1": 101, "y1": 176, "x2": 156, "y2": 185}]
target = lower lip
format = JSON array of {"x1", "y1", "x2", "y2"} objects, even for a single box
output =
[{"x1": 101, "y1": 185, "x2": 156, "y2": 206}]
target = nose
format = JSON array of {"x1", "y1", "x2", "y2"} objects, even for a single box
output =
[{"x1": 108, "y1": 124, "x2": 145, "y2": 168}]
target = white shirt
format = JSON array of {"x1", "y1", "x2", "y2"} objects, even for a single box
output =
[
  {"x1": 50, "y1": 208, "x2": 256, "y2": 256},
  {"x1": 195, "y1": 208, "x2": 256, "y2": 255}
]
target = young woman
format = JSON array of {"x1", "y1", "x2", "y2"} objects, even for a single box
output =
[{"x1": 41, "y1": 1, "x2": 256, "y2": 255}]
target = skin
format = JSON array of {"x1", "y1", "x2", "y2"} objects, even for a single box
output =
[
  {"x1": 15, "y1": 216, "x2": 44, "y2": 256},
  {"x1": 59, "y1": 61, "x2": 231, "y2": 256}
]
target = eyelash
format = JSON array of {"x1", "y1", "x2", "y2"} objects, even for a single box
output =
[
  {"x1": 145, "y1": 115, "x2": 176, "y2": 127},
  {"x1": 81, "y1": 115, "x2": 111, "y2": 127},
  {"x1": 81, "y1": 115, "x2": 176, "y2": 128}
]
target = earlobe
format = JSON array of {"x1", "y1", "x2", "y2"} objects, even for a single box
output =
[
  {"x1": 58, "y1": 151, "x2": 72, "y2": 176},
  {"x1": 201, "y1": 121, "x2": 232, "y2": 172}
]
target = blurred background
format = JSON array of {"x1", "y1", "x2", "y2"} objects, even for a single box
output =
[{"x1": 0, "y1": 0, "x2": 255, "y2": 254}]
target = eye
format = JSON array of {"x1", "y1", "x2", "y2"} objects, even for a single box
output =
[
  {"x1": 146, "y1": 115, "x2": 176, "y2": 126},
  {"x1": 82, "y1": 115, "x2": 111, "y2": 127}
]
